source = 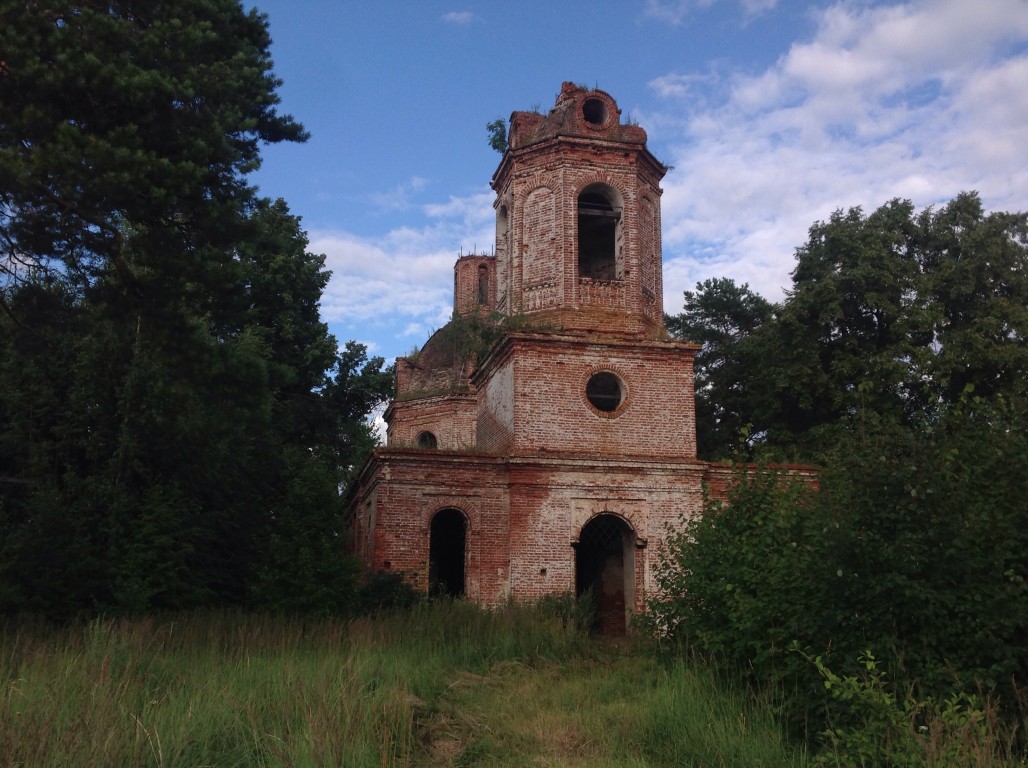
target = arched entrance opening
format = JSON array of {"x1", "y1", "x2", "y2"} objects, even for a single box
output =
[
  {"x1": 575, "y1": 513, "x2": 636, "y2": 634},
  {"x1": 429, "y1": 508, "x2": 466, "y2": 598}
]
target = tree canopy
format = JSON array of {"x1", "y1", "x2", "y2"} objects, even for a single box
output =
[
  {"x1": 667, "y1": 277, "x2": 772, "y2": 459},
  {"x1": 668, "y1": 192, "x2": 1027, "y2": 461},
  {"x1": 656, "y1": 192, "x2": 1028, "y2": 752},
  {"x1": 1, "y1": 1, "x2": 307, "y2": 300},
  {"x1": 0, "y1": 1, "x2": 392, "y2": 616}
]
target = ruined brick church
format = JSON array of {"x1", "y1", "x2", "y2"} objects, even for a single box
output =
[{"x1": 347, "y1": 83, "x2": 756, "y2": 633}]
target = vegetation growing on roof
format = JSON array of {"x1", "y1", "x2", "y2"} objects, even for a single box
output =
[{"x1": 486, "y1": 118, "x2": 507, "y2": 154}]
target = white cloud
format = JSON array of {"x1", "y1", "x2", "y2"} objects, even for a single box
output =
[
  {"x1": 441, "y1": 11, "x2": 473, "y2": 25},
  {"x1": 424, "y1": 189, "x2": 495, "y2": 232},
  {"x1": 651, "y1": 0, "x2": 1028, "y2": 312},
  {"x1": 643, "y1": 0, "x2": 774, "y2": 25},
  {"x1": 648, "y1": 72, "x2": 713, "y2": 100},
  {"x1": 311, "y1": 190, "x2": 494, "y2": 330},
  {"x1": 370, "y1": 176, "x2": 429, "y2": 211},
  {"x1": 313, "y1": 231, "x2": 451, "y2": 324},
  {"x1": 741, "y1": 0, "x2": 776, "y2": 15},
  {"x1": 642, "y1": 0, "x2": 697, "y2": 26}
]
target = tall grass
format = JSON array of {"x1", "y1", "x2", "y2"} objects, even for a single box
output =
[
  {"x1": 640, "y1": 658, "x2": 808, "y2": 767},
  {"x1": 423, "y1": 644, "x2": 810, "y2": 767},
  {"x1": 1, "y1": 602, "x2": 807, "y2": 766},
  {"x1": 1, "y1": 602, "x2": 586, "y2": 767}
]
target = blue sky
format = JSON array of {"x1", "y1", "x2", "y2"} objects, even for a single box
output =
[{"x1": 250, "y1": 0, "x2": 1028, "y2": 364}]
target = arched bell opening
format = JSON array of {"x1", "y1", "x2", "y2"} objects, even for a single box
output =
[
  {"x1": 428, "y1": 508, "x2": 466, "y2": 598},
  {"x1": 575, "y1": 513, "x2": 636, "y2": 635},
  {"x1": 577, "y1": 184, "x2": 623, "y2": 281}
]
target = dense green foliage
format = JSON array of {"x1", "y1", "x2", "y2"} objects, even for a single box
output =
[
  {"x1": 646, "y1": 410, "x2": 1028, "y2": 765},
  {"x1": 667, "y1": 277, "x2": 773, "y2": 458},
  {"x1": 656, "y1": 193, "x2": 1028, "y2": 762},
  {"x1": 0, "y1": 2, "x2": 392, "y2": 616},
  {"x1": 808, "y1": 651, "x2": 1017, "y2": 768},
  {"x1": 647, "y1": 404, "x2": 1028, "y2": 706},
  {"x1": 670, "y1": 193, "x2": 1027, "y2": 461},
  {"x1": 486, "y1": 117, "x2": 508, "y2": 153}
]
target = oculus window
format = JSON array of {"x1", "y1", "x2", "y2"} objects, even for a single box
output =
[{"x1": 586, "y1": 371, "x2": 624, "y2": 413}]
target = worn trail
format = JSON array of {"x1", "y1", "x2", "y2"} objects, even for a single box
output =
[{"x1": 416, "y1": 644, "x2": 662, "y2": 767}]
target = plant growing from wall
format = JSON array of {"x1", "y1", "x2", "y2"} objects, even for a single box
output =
[{"x1": 486, "y1": 118, "x2": 507, "y2": 153}]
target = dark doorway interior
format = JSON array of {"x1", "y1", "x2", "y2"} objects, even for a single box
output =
[
  {"x1": 429, "y1": 508, "x2": 466, "y2": 598},
  {"x1": 575, "y1": 514, "x2": 633, "y2": 634}
]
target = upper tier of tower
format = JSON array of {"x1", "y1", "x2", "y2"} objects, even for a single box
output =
[{"x1": 487, "y1": 82, "x2": 669, "y2": 337}]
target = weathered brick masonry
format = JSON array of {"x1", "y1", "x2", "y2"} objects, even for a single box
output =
[{"x1": 346, "y1": 83, "x2": 814, "y2": 633}]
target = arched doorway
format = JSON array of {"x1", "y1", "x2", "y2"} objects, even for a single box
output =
[
  {"x1": 429, "y1": 508, "x2": 466, "y2": 598},
  {"x1": 575, "y1": 514, "x2": 635, "y2": 634}
]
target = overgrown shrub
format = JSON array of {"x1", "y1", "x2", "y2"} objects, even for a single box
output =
[
  {"x1": 642, "y1": 466, "x2": 835, "y2": 729},
  {"x1": 811, "y1": 652, "x2": 1020, "y2": 768},
  {"x1": 355, "y1": 571, "x2": 421, "y2": 614},
  {"x1": 816, "y1": 402, "x2": 1028, "y2": 702},
  {"x1": 644, "y1": 400, "x2": 1028, "y2": 749}
]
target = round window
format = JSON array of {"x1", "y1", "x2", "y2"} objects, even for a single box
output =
[
  {"x1": 416, "y1": 431, "x2": 438, "y2": 449},
  {"x1": 586, "y1": 372, "x2": 623, "y2": 412}
]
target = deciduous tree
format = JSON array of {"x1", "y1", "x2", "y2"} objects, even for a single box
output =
[
  {"x1": 666, "y1": 277, "x2": 772, "y2": 459},
  {"x1": 667, "y1": 193, "x2": 1027, "y2": 460}
]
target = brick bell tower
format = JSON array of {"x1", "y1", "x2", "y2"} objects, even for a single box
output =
[
  {"x1": 470, "y1": 83, "x2": 696, "y2": 464},
  {"x1": 490, "y1": 82, "x2": 667, "y2": 336},
  {"x1": 346, "y1": 83, "x2": 773, "y2": 634}
]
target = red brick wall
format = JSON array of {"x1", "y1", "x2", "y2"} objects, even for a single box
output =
[
  {"x1": 475, "y1": 347, "x2": 516, "y2": 453},
  {"x1": 454, "y1": 254, "x2": 496, "y2": 315},
  {"x1": 489, "y1": 86, "x2": 667, "y2": 338},
  {"x1": 349, "y1": 450, "x2": 818, "y2": 611},
  {"x1": 522, "y1": 186, "x2": 559, "y2": 305},
  {"x1": 505, "y1": 459, "x2": 709, "y2": 615},
  {"x1": 386, "y1": 394, "x2": 478, "y2": 450},
  {"x1": 491, "y1": 133, "x2": 666, "y2": 328},
  {"x1": 351, "y1": 449, "x2": 711, "y2": 611},
  {"x1": 355, "y1": 451, "x2": 512, "y2": 603},
  {"x1": 473, "y1": 332, "x2": 699, "y2": 461},
  {"x1": 496, "y1": 147, "x2": 666, "y2": 335}
]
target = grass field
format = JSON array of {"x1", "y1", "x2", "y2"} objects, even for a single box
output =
[{"x1": 1, "y1": 602, "x2": 808, "y2": 767}]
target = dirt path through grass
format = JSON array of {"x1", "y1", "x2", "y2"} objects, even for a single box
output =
[
  {"x1": 414, "y1": 638, "x2": 810, "y2": 768},
  {"x1": 418, "y1": 643, "x2": 659, "y2": 767}
]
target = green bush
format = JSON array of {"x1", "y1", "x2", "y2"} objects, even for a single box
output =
[
  {"x1": 355, "y1": 571, "x2": 420, "y2": 614},
  {"x1": 644, "y1": 400, "x2": 1028, "y2": 750},
  {"x1": 642, "y1": 466, "x2": 834, "y2": 730},
  {"x1": 816, "y1": 402, "x2": 1028, "y2": 701},
  {"x1": 811, "y1": 652, "x2": 1018, "y2": 768}
]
